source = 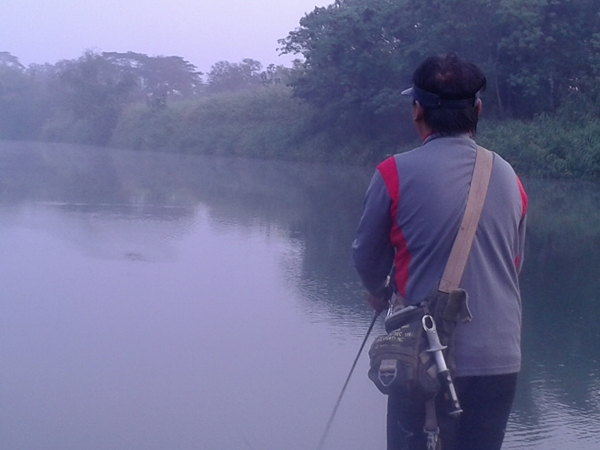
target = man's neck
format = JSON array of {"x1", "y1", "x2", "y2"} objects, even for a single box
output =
[{"x1": 414, "y1": 121, "x2": 432, "y2": 141}]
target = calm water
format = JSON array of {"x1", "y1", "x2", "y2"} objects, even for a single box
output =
[{"x1": 1, "y1": 141, "x2": 599, "y2": 450}]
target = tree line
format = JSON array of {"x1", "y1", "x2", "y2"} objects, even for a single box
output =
[
  {"x1": 0, "y1": 50, "x2": 288, "y2": 146},
  {"x1": 2, "y1": 0, "x2": 600, "y2": 179},
  {"x1": 278, "y1": 0, "x2": 600, "y2": 142}
]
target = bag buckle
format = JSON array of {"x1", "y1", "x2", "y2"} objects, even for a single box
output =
[
  {"x1": 378, "y1": 359, "x2": 398, "y2": 387},
  {"x1": 384, "y1": 304, "x2": 424, "y2": 333}
]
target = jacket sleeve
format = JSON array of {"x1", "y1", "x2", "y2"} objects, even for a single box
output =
[{"x1": 352, "y1": 169, "x2": 395, "y2": 298}]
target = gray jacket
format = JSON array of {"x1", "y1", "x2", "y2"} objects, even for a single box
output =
[{"x1": 353, "y1": 134, "x2": 527, "y2": 376}]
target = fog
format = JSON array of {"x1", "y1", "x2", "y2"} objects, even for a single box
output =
[{"x1": 1, "y1": 0, "x2": 330, "y2": 72}]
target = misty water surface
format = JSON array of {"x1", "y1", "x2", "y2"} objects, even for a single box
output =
[{"x1": 1, "y1": 141, "x2": 599, "y2": 450}]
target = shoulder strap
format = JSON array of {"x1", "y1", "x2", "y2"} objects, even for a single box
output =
[{"x1": 439, "y1": 146, "x2": 493, "y2": 293}]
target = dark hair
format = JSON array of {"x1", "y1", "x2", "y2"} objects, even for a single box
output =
[{"x1": 412, "y1": 53, "x2": 486, "y2": 134}]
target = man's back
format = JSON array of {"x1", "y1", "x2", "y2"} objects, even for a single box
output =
[{"x1": 353, "y1": 134, "x2": 527, "y2": 376}]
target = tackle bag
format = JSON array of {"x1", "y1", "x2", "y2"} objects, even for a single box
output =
[
  {"x1": 368, "y1": 314, "x2": 438, "y2": 397},
  {"x1": 367, "y1": 288, "x2": 471, "y2": 397}
]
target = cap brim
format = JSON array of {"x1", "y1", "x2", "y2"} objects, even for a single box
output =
[{"x1": 401, "y1": 87, "x2": 413, "y2": 96}]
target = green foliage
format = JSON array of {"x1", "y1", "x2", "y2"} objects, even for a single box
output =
[
  {"x1": 278, "y1": 0, "x2": 416, "y2": 146},
  {"x1": 103, "y1": 51, "x2": 203, "y2": 106},
  {"x1": 103, "y1": 103, "x2": 178, "y2": 151},
  {"x1": 0, "y1": 53, "x2": 55, "y2": 140},
  {"x1": 478, "y1": 110, "x2": 600, "y2": 179},
  {"x1": 53, "y1": 50, "x2": 141, "y2": 145},
  {"x1": 493, "y1": 0, "x2": 600, "y2": 115},
  {"x1": 280, "y1": 0, "x2": 600, "y2": 123},
  {"x1": 111, "y1": 84, "x2": 398, "y2": 165},
  {"x1": 112, "y1": 86, "x2": 310, "y2": 159},
  {"x1": 206, "y1": 59, "x2": 264, "y2": 94},
  {"x1": 6, "y1": 50, "x2": 203, "y2": 146},
  {"x1": 51, "y1": 51, "x2": 197, "y2": 145},
  {"x1": 3, "y1": 26, "x2": 600, "y2": 180}
]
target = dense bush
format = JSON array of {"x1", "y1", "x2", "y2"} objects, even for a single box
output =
[
  {"x1": 479, "y1": 113, "x2": 600, "y2": 180},
  {"x1": 111, "y1": 85, "x2": 398, "y2": 165}
]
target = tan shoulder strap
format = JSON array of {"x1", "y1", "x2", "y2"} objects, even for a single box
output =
[{"x1": 439, "y1": 146, "x2": 494, "y2": 293}]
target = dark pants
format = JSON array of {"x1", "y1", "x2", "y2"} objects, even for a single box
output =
[{"x1": 387, "y1": 373, "x2": 518, "y2": 450}]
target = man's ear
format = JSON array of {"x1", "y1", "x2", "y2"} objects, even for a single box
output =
[
  {"x1": 475, "y1": 98, "x2": 482, "y2": 115},
  {"x1": 412, "y1": 101, "x2": 425, "y2": 122},
  {"x1": 411, "y1": 101, "x2": 432, "y2": 139}
]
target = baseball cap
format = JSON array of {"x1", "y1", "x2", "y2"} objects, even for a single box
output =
[{"x1": 401, "y1": 85, "x2": 479, "y2": 109}]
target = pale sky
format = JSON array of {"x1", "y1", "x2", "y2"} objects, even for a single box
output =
[{"x1": 1, "y1": 0, "x2": 331, "y2": 73}]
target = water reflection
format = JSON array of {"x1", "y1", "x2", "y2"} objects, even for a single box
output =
[
  {"x1": 1, "y1": 141, "x2": 600, "y2": 449},
  {"x1": 503, "y1": 178, "x2": 600, "y2": 449}
]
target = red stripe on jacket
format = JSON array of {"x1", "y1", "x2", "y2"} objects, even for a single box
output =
[
  {"x1": 377, "y1": 157, "x2": 411, "y2": 297},
  {"x1": 515, "y1": 175, "x2": 527, "y2": 269},
  {"x1": 516, "y1": 176, "x2": 528, "y2": 218}
]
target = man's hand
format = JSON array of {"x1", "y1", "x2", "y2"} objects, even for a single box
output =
[{"x1": 366, "y1": 293, "x2": 389, "y2": 312}]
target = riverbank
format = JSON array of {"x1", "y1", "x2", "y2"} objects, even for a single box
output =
[
  {"x1": 109, "y1": 85, "x2": 600, "y2": 180},
  {"x1": 110, "y1": 85, "x2": 392, "y2": 166}
]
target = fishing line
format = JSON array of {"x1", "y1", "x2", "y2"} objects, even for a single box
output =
[{"x1": 316, "y1": 309, "x2": 382, "y2": 450}]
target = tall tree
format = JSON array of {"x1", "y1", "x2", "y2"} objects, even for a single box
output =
[
  {"x1": 280, "y1": 0, "x2": 600, "y2": 127},
  {"x1": 55, "y1": 50, "x2": 138, "y2": 145},
  {"x1": 206, "y1": 59, "x2": 263, "y2": 93},
  {"x1": 0, "y1": 52, "x2": 54, "y2": 140},
  {"x1": 103, "y1": 52, "x2": 203, "y2": 108},
  {"x1": 495, "y1": 0, "x2": 600, "y2": 115}
]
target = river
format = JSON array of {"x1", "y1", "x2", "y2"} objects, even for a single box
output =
[{"x1": 1, "y1": 141, "x2": 599, "y2": 450}]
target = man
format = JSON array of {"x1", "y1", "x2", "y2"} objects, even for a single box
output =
[{"x1": 352, "y1": 53, "x2": 527, "y2": 450}]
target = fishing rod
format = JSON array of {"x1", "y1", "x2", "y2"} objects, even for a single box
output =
[{"x1": 315, "y1": 309, "x2": 382, "y2": 450}]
